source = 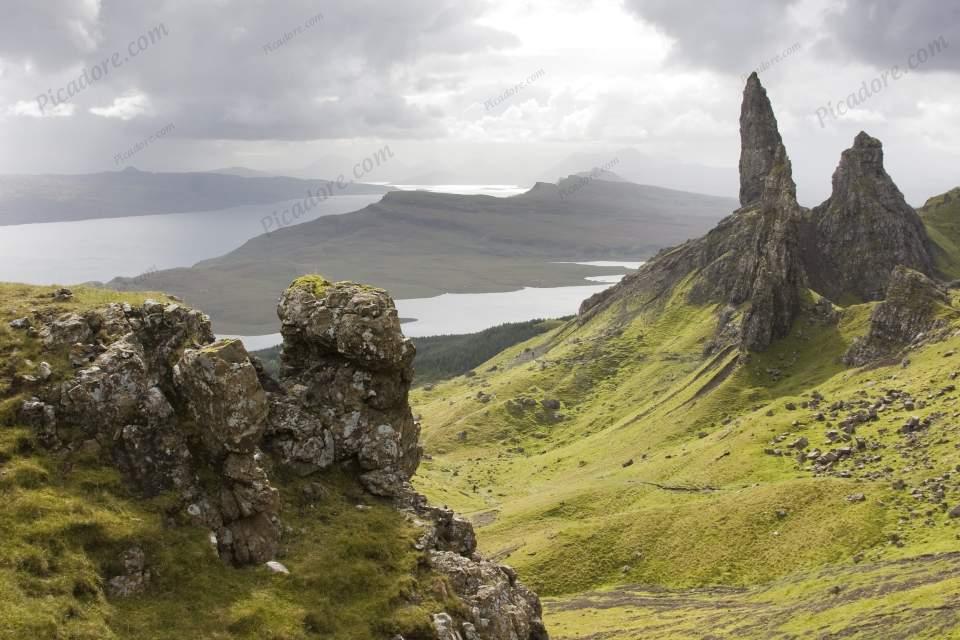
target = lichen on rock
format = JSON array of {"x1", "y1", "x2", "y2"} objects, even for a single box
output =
[
  {"x1": 269, "y1": 278, "x2": 420, "y2": 496},
  {"x1": 16, "y1": 279, "x2": 548, "y2": 637}
]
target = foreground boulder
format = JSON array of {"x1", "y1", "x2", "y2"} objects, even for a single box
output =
[
  {"x1": 267, "y1": 276, "x2": 421, "y2": 496},
  {"x1": 18, "y1": 280, "x2": 548, "y2": 637}
]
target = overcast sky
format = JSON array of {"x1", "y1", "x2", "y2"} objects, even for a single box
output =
[{"x1": 0, "y1": 0, "x2": 957, "y2": 204}]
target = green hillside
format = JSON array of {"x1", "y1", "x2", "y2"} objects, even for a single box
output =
[
  {"x1": 922, "y1": 187, "x2": 960, "y2": 279},
  {"x1": 411, "y1": 191, "x2": 960, "y2": 638}
]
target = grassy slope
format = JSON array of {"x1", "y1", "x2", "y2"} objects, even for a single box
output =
[
  {"x1": 0, "y1": 284, "x2": 453, "y2": 640},
  {"x1": 412, "y1": 272, "x2": 960, "y2": 638},
  {"x1": 921, "y1": 187, "x2": 960, "y2": 279}
]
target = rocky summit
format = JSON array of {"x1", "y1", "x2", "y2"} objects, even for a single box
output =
[
  {"x1": 738, "y1": 72, "x2": 784, "y2": 208},
  {"x1": 583, "y1": 74, "x2": 941, "y2": 355},
  {"x1": 804, "y1": 132, "x2": 935, "y2": 302},
  {"x1": 4, "y1": 281, "x2": 546, "y2": 639}
]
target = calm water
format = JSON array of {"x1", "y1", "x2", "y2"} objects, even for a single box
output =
[
  {"x1": 1, "y1": 186, "x2": 646, "y2": 347},
  {"x1": 0, "y1": 195, "x2": 383, "y2": 285},
  {"x1": 222, "y1": 270, "x2": 643, "y2": 350},
  {"x1": 390, "y1": 184, "x2": 528, "y2": 197}
]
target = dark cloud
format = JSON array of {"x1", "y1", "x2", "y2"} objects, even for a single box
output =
[
  {"x1": 622, "y1": 0, "x2": 802, "y2": 74},
  {"x1": 623, "y1": 0, "x2": 958, "y2": 76},
  {"x1": 0, "y1": 0, "x2": 103, "y2": 70},
  {"x1": 824, "y1": 0, "x2": 959, "y2": 72},
  {"x1": 0, "y1": 0, "x2": 517, "y2": 141}
]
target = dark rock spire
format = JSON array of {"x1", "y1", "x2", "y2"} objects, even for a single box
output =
[
  {"x1": 739, "y1": 72, "x2": 784, "y2": 208},
  {"x1": 803, "y1": 131, "x2": 935, "y2": 301}
]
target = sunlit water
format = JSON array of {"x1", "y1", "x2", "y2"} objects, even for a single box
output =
[
  {"x1": 390, "y1": 184, "x2": 529, "y2": 197},
  {"x1": 223, "y1": 267, "x2": 645, "y2": 350}
]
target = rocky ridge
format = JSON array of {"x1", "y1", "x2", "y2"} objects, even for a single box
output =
[
  {"x1": 12, "y1": 279, "x2": 547, "y2": 639},
  {"x1": 844, "y1": 266, "x2": 954, "y2": 367},
  {"x1": 804, "y1": 132, "x2": 934, "y2": 302},
  {"x1": 581, "y1": 72, "x2": 941, "y2": 356}
]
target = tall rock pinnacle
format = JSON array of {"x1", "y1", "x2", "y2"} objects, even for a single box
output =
[
  {"x1": 803, "y1": 131, "x2": 934, "y2": 302},
  {"x1": 739, "y1": 72, "x2": 784, "y2": 208}
]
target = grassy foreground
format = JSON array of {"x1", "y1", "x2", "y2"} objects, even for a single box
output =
[{"x1": 0, "y1": 283, "x2": 453, "y2": 640}]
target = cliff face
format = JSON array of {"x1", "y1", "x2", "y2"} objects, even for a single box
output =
[
  {"x1": 804, "y1": 132, "x2": 934, "y2": 302},
  {"x1": 15, "y1": 280, "x2": 547, "y2": 640},
  {"x1": 843, "y1": 265, "x2": 953, "y2": 366},
  {"x1": 582, "y1": 74, "x2": 941, "y2": 356},
  {"x1": 582, "y1": 74, "x2": 805, "y2": 352},
  {"x1": 739, "y1": 72, "x2": 784, "y2": 208}
]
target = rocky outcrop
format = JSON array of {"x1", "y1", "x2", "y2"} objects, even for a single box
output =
[
  {"x1": 844, "y1": 266, "x2": 952, "y2": 366},
  {"x1": 266, "y1": 277, "x2": 421, "y2": 496},
  {"x1": 739, "y1": 72, "x2": 783, "y2": 208},
  {"x1": 804, "y1": 132, "x2": 934, "y2": 302},
  {"x1": 582, "y1": 74, "x2": 805, "y2": 352},
  {"x1": 18, "y1": 302, "x2": 282, "y2": 564},
  {"x1": 399, "y1": 492, "x2": 549, "y2": 640},
  {"x1": 582, "y1": 74, "x2": 944, "y2": 358},
  {"x1": 18, "y1": 279, "x2": 547, "y2": 638}
]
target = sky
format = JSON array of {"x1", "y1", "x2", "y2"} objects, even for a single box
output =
[{"x1": 0, "y1": 0, "x2": 957, "y2": 204}]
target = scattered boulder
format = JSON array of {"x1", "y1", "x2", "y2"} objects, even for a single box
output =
[
  {"x1": 264, "y1": 560, "x2": 290, "y2": 575},
  {"x1": 541, "y1": 398, "x2": 561, "y2": 411},
  {"x1": 106, "y1": 547, "x2": 150, "y2": 598}
]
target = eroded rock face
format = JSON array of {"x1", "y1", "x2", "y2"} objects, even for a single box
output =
[
  {"x1": 174, "y1": 339, "x2": 268, "y2": 456},
  {"x1": 582, "y1": 75, "x2": 806, "y2": 353},
  {"x1": 430, "y1": 551, "x2": 547, "y2": 640},
  {"x1": 804, "y1": 132, "x2": 934, "y2": 302},
  {"x1": 23, "y1": 302, "x2": 282, "y2": 564},
  {"x1": 582, "y1": 75, "x2": 943, "y2": 359},
  {"x1": 267, "y1": 277, "x2": 421, "y2": 496},
  {"x1": 398, "y1": 492, "x2": 549, "y2": 640},
  {"x1": 20, "y1": 283, "x2": 549, "y2": 636},
  {"x1": 739, "y1": 72, "x2": 783, "y2": 208},
  {"x1": 844, "y1": 266, "x2": 952, "y2": 366}
]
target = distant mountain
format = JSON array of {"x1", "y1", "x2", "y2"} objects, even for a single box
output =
[
  {"x1": 569, "y1": 168, "x2": 628, "y2": 183},
  {"x1": 206, "y1": 166, "x2": 275, "y2": 178},
  {"x1": 0, "y1": 168, "x2": 393, "y2": 226},
  {"x1": 108, "y1": 176, "x2": 736, "y2": 334},
  {"x1": 542, "y1": 148, "x2": 738, "y2": 198}
]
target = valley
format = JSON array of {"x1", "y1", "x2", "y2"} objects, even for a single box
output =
[
  {"x1": 406, "y1": 75, "x2": 960, "y2": 638},
  {"x1": 1, "y1": 2, "x2": 958, "y2": 635}
]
